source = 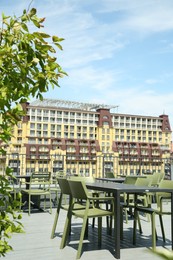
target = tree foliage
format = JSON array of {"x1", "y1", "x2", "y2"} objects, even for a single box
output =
[{"x1": 0, "y1": 7, "x2": 66, "y2": 256}]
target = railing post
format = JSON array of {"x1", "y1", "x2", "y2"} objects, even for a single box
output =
[{"x1": 171, "y1": 159, "x2": 173, "y2": 180}]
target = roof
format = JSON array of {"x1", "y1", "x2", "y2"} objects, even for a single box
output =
[{"x1": 30, "y1": 99, "x2": 119, "y2": 112}]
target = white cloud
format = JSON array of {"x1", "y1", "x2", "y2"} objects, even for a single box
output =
[
  {"x1": 65, "y1": 66, "x2": 122, "y2": 91},
  {"x1": 98, "y1": 0, "x2": 173, "y2": 34},
  {"x1": 145, "y1": 79, "x2": 159, "y2": 85},
  {"x1": 99, "y1": 87, "x2": 173, "y2": 128}
]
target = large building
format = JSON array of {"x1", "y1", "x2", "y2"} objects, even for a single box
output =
[{"x1": 0, "y1": 99, "x2": 172, "y2": 177}]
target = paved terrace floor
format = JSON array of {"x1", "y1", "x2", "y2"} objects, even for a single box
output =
[{"x1": 4, "y1": 201, "x2": 172, "y2": 260}]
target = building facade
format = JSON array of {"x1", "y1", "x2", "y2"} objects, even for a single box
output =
[{"x1": 0, "y1": 99, "x2": 172, "y2": 177}]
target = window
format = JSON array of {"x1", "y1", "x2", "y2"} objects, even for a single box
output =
[
  {"x1": 37, "y1": 123, "x2": 41, "y2": 130},
  {"x1": 30, "y1": 130, "x2": 35, "y2": 136},
  {"x1": 43, "y1": 124, "x2": 48, "y2": 130},
  {"x1": 30, "y1": 123, "x2": 35, "y2": 129},
  {"x1": 50, "y1": 110, "x2": 55, "y2": 116},
  {"x1": 51, "y1": 125, "x2": 55, "y2": 131}
]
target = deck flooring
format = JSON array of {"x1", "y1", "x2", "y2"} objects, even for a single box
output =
[{"x1": 4, "y1": 201, "x2": 172, "y2": 260}]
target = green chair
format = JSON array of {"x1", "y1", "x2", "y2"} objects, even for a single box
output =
[
  {"x1": 22, "y1": 172, "x2": 52, "y2": 215},
  {"x1": 133, "y1": 179, "x2": 173, "y2": 249},
  {"x1": 51, "y1": 177, "x2": 86, "y2": 239},
  {"x1": 144, "y1": 172, "x2": 164, "y2": 187},
  {"x1": 105, "y1": 172, "x2": 115, "y2": 178},
  {"x1": 121, "y1": 176, "x2": 138, "y2": 223},
  {"x1": 51, "y1": 175, "x2": 106, "y2": 239},
  {"x1": 155, "y1": 179, "x2": 173, "y2": 242},
  {"x1": 69, "y1": 175, "x2": 113, "y2": 231},
  {"x1": 60, "y1": 180, "x2": 114, "y2": 259},
  {"x1": 50, "y1": 172, "x2": 61, "y2": 207},
  {"x1": 122, "y1": 177, "x2": 151, "y2": 223}
]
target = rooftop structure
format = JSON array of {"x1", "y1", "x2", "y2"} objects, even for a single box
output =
[{"x1": 30, "y1": 99, "x2": 119, "y2": 112}]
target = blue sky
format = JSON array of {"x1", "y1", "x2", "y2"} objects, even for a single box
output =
[{"x1": 1, "y1": 0, "x2": 173, "y2": 129}]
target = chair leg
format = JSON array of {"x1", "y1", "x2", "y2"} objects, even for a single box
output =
[
  {"x1": 159, "y1": 214, "x2": 166, "y2": 242},
  {"x1": 137, "y1": 213, "x2": 142, "y2": 234},
  {"x1": 133, "y1": 208, "x2": 138, "y2": 245},
  {"x1": 49, "y1": 193, "x2": 52, "y2": 214},
  {"x1": 60, "y1": 209, "x2": 72, "y2": 249},
  {"x1": 43, "y1": 195, "x2": 46, "y2": 210},
  {"x1": 28, "y1": 194, "x2": 31, "y2": 216},
  {"x1": 124, "y1": 208, "x2": 128, "y2": 224},
  {"x1": 133, "y1": 210, "x2": 142, "y2": 244},
  {"x1": 133, "y1": 209, "x2": 156, "y2": 249},
  {"x1": 151, "y1": 212, "x2": 156, "y2": 249},
  {"x1": 76, "y1": 215, "x2": 88, "y2": 259},
  {"x1": 55, "y1": 190, "x2": 59, "y2": 206},
  {"x1": 84, "y1": 219, "x2": 89, "y2": 238},
  {"x1": 51, "y1": 194, "x2": 62, "y2": 238}
]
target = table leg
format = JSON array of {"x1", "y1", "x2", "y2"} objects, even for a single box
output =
[
  {"x1": 171, "y1": 192, "x2": 173, "y2": 250},
  {"x1": 114, "y1": 190, "x2": 120, "y2": 259}
]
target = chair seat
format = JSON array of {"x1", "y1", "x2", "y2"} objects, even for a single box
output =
[
  {"x1": 22, "y1": 189, "x2": 50, "y2": 195},
  {"x1": 62, "y1": 203, "x2": 86, "y2": 211},
  {"x1": 72, "y1": 208, "x2": 113, "y2": 218}
]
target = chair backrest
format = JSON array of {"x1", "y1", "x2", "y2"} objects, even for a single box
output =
[
  {"x1": 56, "y1": 170, "x2": 66, "y2": 177},
  {"x1": 124, "y1": 176, "x2": 138, "y2": 185},
  {"x1": 135, "y1": 177, "x2": 151, "y2": 187},
  {"x1": 105, "y1": 172, "x2": 115, "y2": 178},
  {"x1": 58, "y1": 178, "x2": 71, "y2": 195},
  {"x1": 30, "y1": 172, "x2": 51, "y2": 186},
  {"x1": 68, "y1": 180, "x2": 88, "y2": 200},
  {"x1": 51, "y1": 171, "x2": 65, "y2": 186},
  {"x1": 158, "y1": 179, "x2": 173, "y2": 189},
  {"x1": 68, "y1": 176, "x2": 95, "y2": 183},
  {"x1": 151, "y1": 172, "x2": 161, "y2": 186},
  {"x1": 158, "y1": 172, "x2": 165, "y2": 182}
]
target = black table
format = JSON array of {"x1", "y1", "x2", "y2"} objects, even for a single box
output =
[
  {"x1": 16, "y1": 175, "x2": 31, "y2": 189},
  {"x1": 96, "y1": 177, "x2": 125, "y2": 183},
  {"x1": 86, "y1": 181, "x2": 173, "y2": 259}
]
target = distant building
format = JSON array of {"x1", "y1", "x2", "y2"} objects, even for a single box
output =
[{"x1": 0, "y1": 99, "x2": 172, "y2": 177}]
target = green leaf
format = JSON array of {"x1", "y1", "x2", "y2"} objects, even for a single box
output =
[
  {"x1": 54, "y1": 43, "x2": 63, "y2": 50},
  {"x1": 21, "y1": 23, "x2": 28, "y2": 32},
  {"x1": 52, "y1": 36, "x2": 64, "y2": 42},
  {"x1": 29, "y1": 8, "x2": 37, "y2": 17},
  {"x1": 39, "y1": 32, "x2": 50, "y2": 38},
  {"x1": 32, "y1": 19, "x2": 40, "y2": 28}
]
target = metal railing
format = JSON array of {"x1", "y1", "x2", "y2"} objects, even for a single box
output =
[{"x1": 0, "y1": 153, "x2": 172, "y2": 180}]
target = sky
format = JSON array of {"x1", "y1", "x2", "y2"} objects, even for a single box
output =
[{"x1": 1, "y1": 0, "x2": 173, "y2": 129}]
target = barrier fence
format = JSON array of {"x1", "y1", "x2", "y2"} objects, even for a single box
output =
[{"x1": 0, "y1": 153, "x2": 172, "y2": 180}]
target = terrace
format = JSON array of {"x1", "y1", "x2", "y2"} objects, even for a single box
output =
[{"x1": 4, "y1": 200, "x2": 172, "y2": 260}]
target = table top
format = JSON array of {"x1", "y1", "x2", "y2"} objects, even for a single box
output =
[
  {"x1": 86, "y1": 181, "x2": 173, "y2": 194},
  {"x1": 96, "y1": 177, "x2": 125, "y2": 183},
  {"x1": 16, "y1": 175, "x2": 31, "y2": 178}
]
